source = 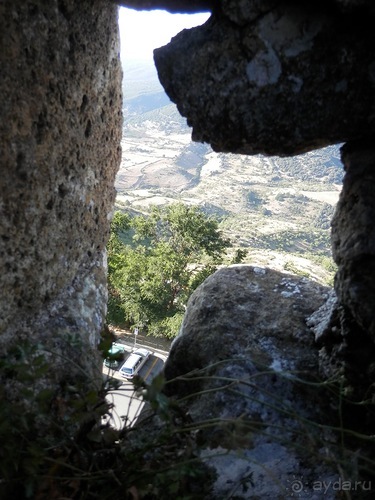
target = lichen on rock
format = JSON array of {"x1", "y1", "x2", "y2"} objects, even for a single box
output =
[{"x1": 163, "y1": 266, "x2": 353, "y2": 498}]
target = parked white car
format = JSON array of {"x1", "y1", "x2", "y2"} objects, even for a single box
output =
[{"x1": 119, "y1": 348, "x2": 151, "y2": 379}]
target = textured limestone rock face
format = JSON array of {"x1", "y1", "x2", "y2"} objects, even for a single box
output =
[
  {"x1": 164, "y1": 266, "x2": 348, "y2": 498},
  {"x1": 165, "y1": 266, "x2": 329, "y2": 390},
  {"x1": 317, "y1": 142, "x2": 375, "y2": 404},
  {"x1": 0, "y1": 0, "x2": 121, "y2": 381},
  {"x1": 332, "y1": 142, "x2": 375, "y2": 342},
  {"x1": 154, "y1": 1, "x2": 375, "y2": 155}
]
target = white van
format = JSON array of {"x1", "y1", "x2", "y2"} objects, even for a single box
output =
[{"x1": 119, "y1": 348, "x2": 150, "y2": 379}]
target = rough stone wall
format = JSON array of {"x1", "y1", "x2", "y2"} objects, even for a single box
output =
[
  {"x1": 324, "y1": 142, "x2": 375, "y2": 404},
  {"x1": 332, "y1": 142, "x2": 375, "y2": 342},
  {"x1": 0, "y1": 0, "x2": 121, "y2": 381}
]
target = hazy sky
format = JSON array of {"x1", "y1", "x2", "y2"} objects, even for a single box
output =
[{"x1": 118, "y1": 7, "x2": 210, "y2": 62}]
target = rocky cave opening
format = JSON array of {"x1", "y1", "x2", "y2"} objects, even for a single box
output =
[{"x1": 0, "y1": 1, "x2": 374, "y2": 497}]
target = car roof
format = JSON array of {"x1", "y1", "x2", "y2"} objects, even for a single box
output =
[
  {"x1": 121, "y1": 353, "x2": 142, "y2": 370},
  {"x1": 134, "y1": 348, "x2": 150, "y2": 357}
]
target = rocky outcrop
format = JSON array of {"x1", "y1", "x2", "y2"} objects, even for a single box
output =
[
  {"x1": 165, "y1": 266, "x2": 330, "y2": 393},
  {"x1": 332, "y1": 142, "x2": 375, "y2": 344},
  {"x1": 310, "y1": 142, "x2": 375, "y2": 411},
  {"x1": 154, "y1": 2, "x2": 375, "y2": 155},
  {"x1": 163, "y1": 266, "x2": 365, "y2": 498},
  {"x1": 0, "y1": 0, "x2": 121, "y2": 425}
]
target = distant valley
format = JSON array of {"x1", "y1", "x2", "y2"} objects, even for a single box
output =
[{"x1": 116, "y1": 59, "x2": 343, "y2": 285}]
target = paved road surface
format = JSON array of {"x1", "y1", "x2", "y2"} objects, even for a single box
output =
[{"x1": 103, "y1": 343, "x2": 167, "y2": 429}]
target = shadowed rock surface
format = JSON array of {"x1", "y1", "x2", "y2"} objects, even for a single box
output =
[
  {"x1": 164, "y1": 266, "x2": 343, "y2": 498},
  {"x1": 154, "y1": 2, "x2": 375, "y2": 155},
  {"x1": 0, "y1": 0, "x2": 121, "y2": 422},
  {"x1": 332, "y1": 142, "x2": 375, "y2": 343}
]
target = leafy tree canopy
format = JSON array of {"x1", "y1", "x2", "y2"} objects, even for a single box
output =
[{"x1": 107, "y1": 203, "x2": 234, "y2": 338}]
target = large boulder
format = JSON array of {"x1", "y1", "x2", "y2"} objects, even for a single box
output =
[{"x1": 163, "y1": 266, "x2": 364, "y2": 498}]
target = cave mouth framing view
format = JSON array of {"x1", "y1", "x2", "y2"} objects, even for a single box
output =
[
  {"x1": 111, "y1": 6, "x2": 341, "y2": 339},
  {"x1": 106, "y1": 6, "x2": 374, "y2": 498},
  {"x1": 1, "y1": 2, "x2": 374, "y2": 498}
]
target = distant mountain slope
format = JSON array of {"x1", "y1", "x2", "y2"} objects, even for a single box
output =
[
  {"x1": 124, "y1": 91, "x2": 171, "y2": 115},
  {"x1": 122, "y1": 59, "x2": 163, "y2": 99}
]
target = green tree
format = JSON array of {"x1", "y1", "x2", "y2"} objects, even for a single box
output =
[{"x1": 107, "y1": 204, "x2": 232, "y2": 338}]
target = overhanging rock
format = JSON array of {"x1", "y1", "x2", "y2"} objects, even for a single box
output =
[{"x1": 154, "y1": 1, "x2": 375, "y2": 156}]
